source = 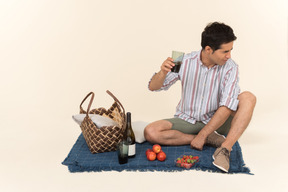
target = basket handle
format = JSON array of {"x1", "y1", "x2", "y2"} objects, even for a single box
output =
[
  {"x1": 106, "y1": 90, "x2": 125, "y2": 115},
  {"x1": 79, "y1": 90, "x2": 125, "y2": 118},
  {"x1": 80, "y1": 92, "x2": 94, "y2": 116}
]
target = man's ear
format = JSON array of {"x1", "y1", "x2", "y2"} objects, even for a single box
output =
[{"x1": 204, "y1": 46, "x2": 213, "y2": 54}]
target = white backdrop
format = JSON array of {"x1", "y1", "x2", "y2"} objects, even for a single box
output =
[{"x1": 0, "y1": 0, "x2": 287, "y2": 191}]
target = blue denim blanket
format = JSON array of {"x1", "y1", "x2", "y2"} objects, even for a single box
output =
[{"x1": 62, "y1": 134, "x2": 252, "y2": 174}]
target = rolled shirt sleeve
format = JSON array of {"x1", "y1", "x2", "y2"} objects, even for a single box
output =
[
  {"x1": 148, "y1": 72, "x2": 179, "y2": 91},
  {"x1": 219, "y1": 64, "x2": 240, "y2": 111}
]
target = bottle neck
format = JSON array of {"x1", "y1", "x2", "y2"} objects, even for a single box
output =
[{"x1": 126, "y1": 112, "x2": 131, "y2": 125}]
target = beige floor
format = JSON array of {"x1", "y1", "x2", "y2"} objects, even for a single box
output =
[{"x1": 1, "y1": 107, "x2": 287, "y2": 192}]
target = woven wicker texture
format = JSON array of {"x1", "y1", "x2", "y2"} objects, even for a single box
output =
[{"x1": 79, "y1": 90, "x2": 125, "y2": 154}]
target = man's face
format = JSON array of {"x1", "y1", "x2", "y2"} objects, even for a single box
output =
[{"x1": 209, "y1": 41, "x2": 234, "y2": 66}]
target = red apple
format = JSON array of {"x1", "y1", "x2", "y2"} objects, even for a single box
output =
[
  {"x1": 152, "y1": 144, "x2": 161, "y2": 154},
  {"x1": 147, "y1": 151, "x2": 156, "y2": 161},
  {"x1": 157, "y1": 151, "x2": 166, "y2": 161},
  {"x1": 146, "y1": 149, "x2": 153, "y2": 156}
]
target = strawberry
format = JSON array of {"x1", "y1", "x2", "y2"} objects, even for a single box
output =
[
  {"x1": 192, "y1": 156, "x2": 199, "y2": 160},
  {"x1": 183, "y1": 163, "x2": 192, "y2": 169}
]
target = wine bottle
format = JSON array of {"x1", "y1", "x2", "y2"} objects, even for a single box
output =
[{"x1": 125, "y1": 112, "x2": 136, "y2": 158}]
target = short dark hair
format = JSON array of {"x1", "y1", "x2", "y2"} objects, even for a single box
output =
[{"x1": 201, "y1": 22, "x2": 237, "y2": 51}]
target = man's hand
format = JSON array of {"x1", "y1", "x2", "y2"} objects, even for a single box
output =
[
  {"x1": 190, "y1": 134, "x2": 207, "y2": 151},
  {"x1": 160, "y1": 57, "x2": 175, "y2": 74},
  {"x1": 190, "y1": 107, "x2": 232, "y2": 150},
  {"x1": 149, "y1": 57, "x2": 175, "y2": 91}
]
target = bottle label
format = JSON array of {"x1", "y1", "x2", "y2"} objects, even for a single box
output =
[{"x1": 128, "y1": 144, "x2": 136, "y2": 156}]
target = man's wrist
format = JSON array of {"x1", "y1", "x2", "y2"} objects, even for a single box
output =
[
  {"x1": 158, "y1": 70, "x2": 167, "y2": 77},
  {"x1": 197, "y1": 127, "x2": 211, "y2": 139}
]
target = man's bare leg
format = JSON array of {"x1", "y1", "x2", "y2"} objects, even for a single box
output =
[
  {"x1": 145, "y1": 91, "x2": 256, "y2": 148},
  {"x1": 144, "y1": 120, "x2": 195, "y2": 145},
  {"x1": 212, "y1": 91, "x2": 256, "y2": 172},
  {"x1": 190, "y1": 91, "x2": 256, "y2": 151},
  {"x1": 221, "y1": 91, "x2": 257, "y2": 151}
]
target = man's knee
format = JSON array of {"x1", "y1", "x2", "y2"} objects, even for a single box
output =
[
  {"x1": 144, "y1": 120, "x2": 172, "y2": 143},
  {"x1": 239, "y1": 91, "x2": 257, "y2": 107},
  {"x1": 144, "y1": 124, "x2": 155, "y2": 142}
]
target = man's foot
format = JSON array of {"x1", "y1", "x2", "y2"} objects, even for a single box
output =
[
  {"x1": 212, "y1": 147, "x2": 230, "y2": 172},
  {"x1": 205, "y1": 131, "x2": 226, "y2": 148}
]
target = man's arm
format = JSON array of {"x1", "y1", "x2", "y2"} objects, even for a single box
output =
[
  {"x1": 149, "y1": 57, "x2": 175, "y2": 91},
  {"x1": 190, "y1": 106, "x2": 232, "y2": 150},
  {"x1": 191, "y1": 62, "x2": 240, "y2": 150},
  {"x1": 200, "y1": 106, "x2": 232, "y2": 136}
]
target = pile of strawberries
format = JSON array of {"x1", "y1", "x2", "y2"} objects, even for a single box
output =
[
  {"x1": 146, "y1": 144, "x2": 166, "y2": 161},
  {"x1": 176, "y1": 155, "x2": 199, "y2": 169}
]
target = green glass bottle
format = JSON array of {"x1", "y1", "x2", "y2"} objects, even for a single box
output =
[{"x1": 125, "y1": 112, "x2": 136, "y2": 158}]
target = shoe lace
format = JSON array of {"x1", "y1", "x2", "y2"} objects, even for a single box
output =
[{"x1": 219, "y1": 148, "x2": 230, "y2": 161}]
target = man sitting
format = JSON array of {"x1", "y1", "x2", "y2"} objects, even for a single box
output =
[{"x1": 144, "y1": 22, "x2": 256, "y2": 172}]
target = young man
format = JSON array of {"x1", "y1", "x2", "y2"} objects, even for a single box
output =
[{"x1": 144, "y1": 22, "x2": 256, "y2": 172}]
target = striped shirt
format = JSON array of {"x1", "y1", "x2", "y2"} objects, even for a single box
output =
[{"x1": 149, "y1": 50, "x2": 240, "y2": 124}]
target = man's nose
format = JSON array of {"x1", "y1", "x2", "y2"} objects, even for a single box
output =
[{"x1": 226, "y1": 52, "x2": 231, "y2": 59}]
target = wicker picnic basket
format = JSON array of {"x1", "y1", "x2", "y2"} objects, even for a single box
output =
[{"x1": 79, "y1": 90, "x2": 126, "y2": 153}]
